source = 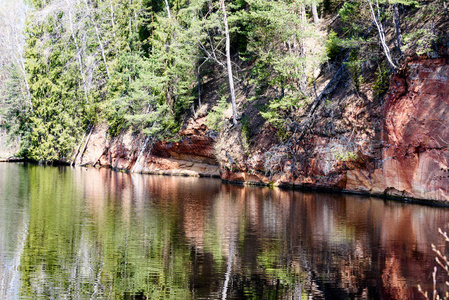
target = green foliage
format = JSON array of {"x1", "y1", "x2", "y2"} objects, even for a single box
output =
[
  {"x1": 325, "y1": 30, "x2": 342, "y2": 61},
  {"x1": 2, "y1": 0, "x2": 446, "y2": 163},
  {"x1": 338, "y1": 1, "x2": 361, "y2": 24},
  {"x1": 344, "y1": 50, "x2": 363, "y2": 92},
  {"x1": 239, "y1": 0, "x2": 325, "y2": 131},
  {"x1": 260, "y1": 96, "x2": 300, "y2": 130},
  {"x1": 260, "y1": 94, "x2": 308, "y2": 140},
  {"x1": 373, "y1": 61, "x2": 391, "y2": 97},
  {"x1": 332, "y1": 149, "x2": 358, "y2": 161},
  {"x1": 23, "y1": 15, "x2": 89, "y2": 161},
  {"x1": 338, "y1": 1, "x2": 367, "y2": 36},
  {"x1": 403, "y1": 27, "x2": 437, "y2": 56},
  {"x1": 13, "y1": 0, "x2": 200, "y2": 160},
  {"x1": 240, "y1": 0, "x2": 324, "y2": 93},
  {"x1": 206, "y1": 97, "x2": 229, "y2": 131},
  {"x1": 240, "y1": 115, "x2": 251, "y2": 154},
  {"x1": 0, "y1": 64, "x2": 29, "y2": 137}
]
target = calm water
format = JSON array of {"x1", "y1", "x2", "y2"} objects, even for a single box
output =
[{"x1": 0, "y1": 163, "x2": 449, "y2": 299}]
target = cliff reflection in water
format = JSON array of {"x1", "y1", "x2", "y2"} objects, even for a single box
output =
[{"x1": 1, "y1": 163, "x2": 449, "y2": 299}]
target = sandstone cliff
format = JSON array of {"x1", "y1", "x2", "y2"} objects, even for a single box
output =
[
  {"x1": 220, "y1": 53, "x2": 449, "y2": 202},
  {"x1": 78, "y1": 117, "x2": 220, "y2": 178},
  {"x1": 76, "y1": 53, "x2": 449, "y2": 202}
]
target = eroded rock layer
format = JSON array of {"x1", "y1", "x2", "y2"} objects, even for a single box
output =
[
  {"x1": 80, "y1": 118, "x2": 220, "y2": 178},
  {"x1": 78, "y1": 55, "x2": 449, "y2": 202},
  {"x1": 221, "y1": 55, "x2": 449, "y2": 201}
]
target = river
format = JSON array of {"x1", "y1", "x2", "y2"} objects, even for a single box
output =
[{"x1": 0, "y1": 163, "x2": 448, "y2": 299}]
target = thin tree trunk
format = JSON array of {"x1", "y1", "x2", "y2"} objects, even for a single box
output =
[
  {"x1": 220, "y1": 0, "x2": 237, "y2": 125},
  {"x1": 300, "y1": 5, "x2": 307, "y2": 92},
  {"x1": 1, "y1": 4, "x2": 34, "y2": 113},
  {"x1": 367, "y1": 0, "x2": 397, "y2": 69},
  {"x1": 197, "y1": 67, "x2": 202, "y2": 109},
  {"x1": 164, "y1": 0, "x2": 172, "y2": 19},
  {"x1": 14, "y1": 53, "x2": 33, "y2": 113},
  {"x1": 84, "y1": 0, "x2": 110, "y2": 79},
  {"x1": 66, "y1": 2, "x2": 90, "y2": 103},
  {"x1": 94, "y1": 23, "x2": 110, "y2": 79},
  {"x1": 312, "y1": 1, "x2": 319, "y2": 24},
  {"x1": 131, "y1": 136, "x2": 151, "y2": 173},
  {"x1": 71, "y1": 128, "x2": 87, "y2": 166},
  {"x1": 129, "y1": 0, "x2": 133, "y2": 37},
  {"x1": 109, "y1": 0, "x2": 117, "y2": 41},
  {"x1": 78, "y1": 125, "x2": 94, "y2": 165},
  {"x1": 393, "y1": 3, "x2": 402, "y2": 56},
  {"x1": 401, "y1": 5, "x2": 408, "y2": 35}
]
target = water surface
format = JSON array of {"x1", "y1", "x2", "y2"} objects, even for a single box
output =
[{"x1": 0, "y1": 163, "x2": 448, "y2": 299}]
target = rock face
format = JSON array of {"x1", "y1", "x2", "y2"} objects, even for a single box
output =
[
  {"x1": 79, "y1": 55, "x2": 449, "y2": 202},
  {"x1": 220, "y1": 54, "x2": 449, "y2": 202},
  {"x1": 81, "y1": 118, "x2": 220, "y2": 178},
  {"x1": 380, "y1": 56, "x2": 449, "y2": 200}
]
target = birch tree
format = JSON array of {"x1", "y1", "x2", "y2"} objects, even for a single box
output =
[
  {"x1": 0, "y1": 0, "x2": 34, "y2": 114},
  {"x1": 220, "y1": 0, "x2": 238, "y2": 125},
  {"x1": 367, "y1": 0, "x2": 398, "y2": 69}
]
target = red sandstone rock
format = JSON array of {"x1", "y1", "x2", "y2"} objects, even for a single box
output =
[
  {"x1": 381, "y1": 57, "x2": 449, "y2": 200},
  {"x1": 76, "y1": 56, "x2": 449, "y2": 201},
  {"x1": 78, "y1": 118, "x2": 219, "y2": 177},
  {"x1": 152, "y1": 117, "x2": 217, "y2": 165}
]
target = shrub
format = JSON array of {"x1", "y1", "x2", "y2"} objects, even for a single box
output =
[
  {"x1": 325, "y1": 30, "x2": 342, "y2": 61},
  {"x1": 206, "y1": 97, "x2": 229, "y2": 132},
  {"x1": 344, "y1": 50, "x2": 363, "y2": 92},
  {"x1": 372, "y1": 61, "x2": 391, "y2": 98}
]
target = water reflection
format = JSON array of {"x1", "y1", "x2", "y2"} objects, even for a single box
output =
[{"x1": 0, "y1": 163, "x2": 448, "y2": 299}]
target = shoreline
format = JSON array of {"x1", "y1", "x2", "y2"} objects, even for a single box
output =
[{"x1": 3, "y1": 159, "x2": 448, "y2": 207}]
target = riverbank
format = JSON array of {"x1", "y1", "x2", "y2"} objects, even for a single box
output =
[
  {"x1": 0, "y1": 158, "x2": 25, "y2": 163},
  {"x1": 2, "y1": 1, "x2": 449, "y2": 205},
  {"x1": 3, "y1": 48, "x2": 449, "y2": 204},
  {"x1": 51, "y1": 52, "x2": 446, "y2": 203}
]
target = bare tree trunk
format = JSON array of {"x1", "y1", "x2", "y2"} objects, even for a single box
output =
[
  {"x1": 94, "y1": 23, "x2": 110, "y2": 78},
  {"x1": 108, "y1": 0, "x2": 117, "y2": 41},
  {"x1": 131, "y1": 136, "x2": 151, "y2": 173},
  {"x1": 312, "y1": 1, "x2": 319, "y2": 24},
  {"x1": 220, "y1": 0, "x2": 237, "y2": 125},
  {"x1": 10, "y1": 50, "x2": 34, "y2": 113},
  {"x1": 18, "y1": 59, "x2": 33, "y2": 113},
  {"x1": 197, "y1": 67, "x2": 202, "y2": 109},
  {"x1": 367, "y1": 0, "x2": 397, "y2": 70},
  {"x1": 0, "y1": 2, "x2": 34, "y2": 113},
  {"x1": 164, "y1": 0, "x2": 172, "y2": 19},
  {"x1": 78, "y1": 125, "x2": 94, "y2": 165},
  {"x1": 129, "y1": 0, "x2": 133, "y2": 37},
  {"x1": 71, "y1": 129, "x2": 87, "y2": 166},
  {"x1": 393, "y1": 3, "x2": 402, "y2": 56},
  {"x1": 83, "y1": 0, "x2": 110, "y2": 79},
  {"x1": 398, "y1": 5, "x2": 407, "y2": 36},
  {"x1": 66, "y1": 1, "x2": 90, "y2": 103},
  {"x1": 300, "y1": 5, "x2": 307, "y2": 92}
]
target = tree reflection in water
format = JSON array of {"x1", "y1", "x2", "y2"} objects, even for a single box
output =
[{"x1": 0, "y1": 163, "x2": 448, "y2": 299}]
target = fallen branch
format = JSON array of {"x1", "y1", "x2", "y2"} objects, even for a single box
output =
[
  {"x1": 71, "y1": 126, "x2": 89, "y2": 167},
  {"x1": 77, "y1": 125, "x2": 94, "y2": 166}
]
